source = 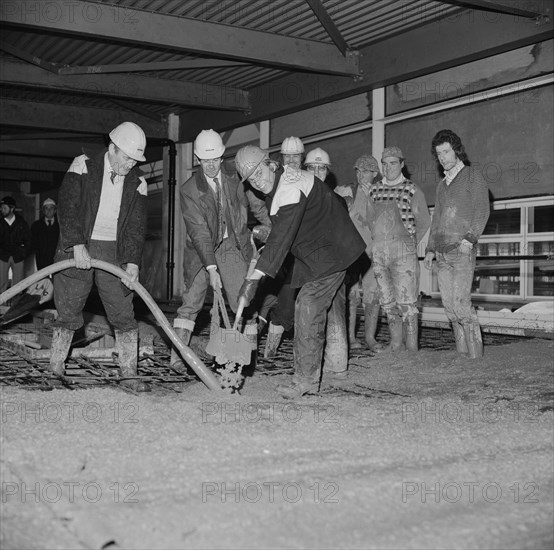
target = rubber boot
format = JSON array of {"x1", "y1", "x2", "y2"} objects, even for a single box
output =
[
  {"x1": 386, "y1": 314, "x2": 405, "y2": 352},
  {"x1": 49, "y1": 327, "x2": 74, "y2": 376},
  {"x1": 115, "y1": 329, "x2": 148, "y2": 392},
  {"x1": 170, "y1": 328, "x2": 192, "y2": 373},
  {"x1": 264, "y1": 322, "x2": 284, "y2": 358},
  {"x1": 348, "y1": 298, "x2": 363, "y2": 350},
  {"x1": 464, "y1": 323, "x2": 484, "y2": 359},
  {"x1": 404, "y1": 314, "x2": 419, "y2": 352},
  {"x1": 452, "y1": 321, "x2": 468, "y2": 354},
  {"x1": 364, "y1": 302, "x2": 385, "y2": 353}
]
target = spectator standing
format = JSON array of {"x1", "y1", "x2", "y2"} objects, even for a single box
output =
[
  {"x1": 0, "y1": 196, "x2": 31, "y2": 293},
  {"x1": 424, "y1": 129, "x2": 490, "y2": 359},
  {"x1": 31, "y1": 198, "x2": 59, "y2": 270}
]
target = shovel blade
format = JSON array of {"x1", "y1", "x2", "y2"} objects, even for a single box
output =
[{"x1": 206, "y1": 327, "x2": 252, "y2": 365}]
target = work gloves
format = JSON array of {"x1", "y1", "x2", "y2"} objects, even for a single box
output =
[{"x1": 238, "y1": 278, "x2": 260, "y2": 307}]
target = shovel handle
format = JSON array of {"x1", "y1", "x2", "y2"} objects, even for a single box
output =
[{"x1": 233, "y1": 296, "x2": 248, "y2": 331}]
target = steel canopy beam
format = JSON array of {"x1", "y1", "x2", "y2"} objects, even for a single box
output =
[
  {"x1": 180, "y1": 4, "x2": 554, "y2": 141},
  {"x1": 305, "y1": 0, "x2": 350, "y2": 56},
  {"x1": 0, "y1": 98, "x2": 167, "y2": 138},
  {"x1": 58, "y1": 59, "x2": 249, "y2": 75},
  {"x1": 1, "y1": 61, "x2": 251, "y2": 111},
  {"x1": 438, "y1": 0, "x2": 548, "y2": 19},
  {"x1": 0, "y1": 0, "x2": 360, "y2": 76}
]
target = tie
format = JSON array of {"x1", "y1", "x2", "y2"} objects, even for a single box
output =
[
  {"x1": 213, "y1": 176, "x2": 225, "y2": 244},
  {"x1": 110, "y1": 170, "x2": 116, "y2": 184}
]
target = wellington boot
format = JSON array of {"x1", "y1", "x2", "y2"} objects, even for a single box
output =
[
  {"x1": 385, "y1": 314, "x2": 405, "y2": 353},
  {"x1": 264, "y1": 322, "x2": 284, "y2": 358},
  {"x1": 49, "y1": 327, "x2": 74, "y2": 376},
  {"x1": 115, "y1": 329, "x2": 148, "y2": 392},
  {"x1": 348, "y1": 299, "x2": 363, "y2": 349},
  {"x1": 170, "y1": 328, "x2": 192, "y2": 372},
  {"x1": 464, "y1": 323, "x2": 484, "y2": 359},
  {"x1": 452, "y1": 321, "x2": 468, "y2": 354},
  {"x1": 404, "y1": 314, "x2": 419, "y2": 352},
  {"x1": 364, "y1": 303, "x2": 385, "y2": 353}
]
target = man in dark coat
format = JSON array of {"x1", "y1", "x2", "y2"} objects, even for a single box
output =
[
  {"x1": 50, "y1": 121, "x2": 149, "y2": 391},
  {"x1": 31, "y1": 198, "x2": 59, "y2": 270},
  {"x1": 235, "y1": 145, "x2": 366, "y2": 398},
  {"x1": 0, "y1": 196, "x2": 31, "y2": 293}
]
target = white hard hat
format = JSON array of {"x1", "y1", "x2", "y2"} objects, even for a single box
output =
[
  {"x1": 42, "y1": 198, "x2": 56, "y2": 207},
  {"x1": 280, "y1": 136, "x2": 305, "y2": 155},
  {"x1": 235, "y1": 145, "x2": 268, "y2": 181},
  {"x1": 109, "y1": 122, "x2": 147, "y2": 162},
  {"x1": 194, "y1": 129, "x2": 225, "y2": 160},
  {"x1": 305, "y1": 147, "x2": 331, "y2": 166}
]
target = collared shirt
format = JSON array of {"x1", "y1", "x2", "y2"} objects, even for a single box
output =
[
  {"x1": 91, "y1": 153, "x2": 124, "y2": 241},
  {"x1": 444, "y1": 159, "x2": 465, "y2": 186},
  {"x1": 3, "y1": 214, "x2": 15, "y2": 226}
]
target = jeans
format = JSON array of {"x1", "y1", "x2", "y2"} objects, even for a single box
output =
[{"x1": 436, "y1": 246, "x2": 479, "y2": 326}]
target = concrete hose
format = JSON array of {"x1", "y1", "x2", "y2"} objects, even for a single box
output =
[{"x1": 0, "y1": 259, "x2": 221, "y2": 392}]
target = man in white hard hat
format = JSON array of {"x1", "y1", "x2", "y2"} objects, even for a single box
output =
[
  {"x1": 367, "y1": 146, "x2": 431, "y2": 353},
  {"x1": 280, "y1": 136, "x2": 304, "y2": 168},
  {"x1": 171, "y1": 130, "x2": 270, "y2": 370},
  {"x1": 235, "y1": 145, "x2": 365, "y2": 399},
  {"x1": 31, "y1": 198, "x2": 59, "y2": 270},
  {"x1": 49, "y1": 121, "x2": 149, "y2": 391},
  {"x1": 424, "y1": 129, "x2": 490, "y2": 359}
]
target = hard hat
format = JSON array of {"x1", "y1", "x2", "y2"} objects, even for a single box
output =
[
  {"x1": 42, "y1": 198, "x2": 56, "y2": 207},
  {"x1": 354, "y1": 154, "x2": 379, "y2": 172},
  {"x1": 382, "y1": 146, "x2": 404, "y2": 160},
  {"x1": 280, "y1": 136, "x2": 304, "y2": 155},
  {"x1": 109, "y1": 122, "x2": 147, "y2": 162},
  {"x1": 305, "y1": 147, "x2": 331, "y2": 166},
  {"x1": 194, "y1": 129, "x2": 225, "y2": 160},
  {"x1": 235, "y1": 145, "x2": 269, "y2": 181}
]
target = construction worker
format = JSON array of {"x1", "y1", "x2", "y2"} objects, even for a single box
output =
[
  {"x1": 235, "y1": 145, "x2": 365, "y2": 399},
  {"x1": 336, "y1": 154, "x2": 385, "y2": 353},
  {"x1": 50, "y1": 121, "x2": 149, "y2": 391},
  {"x1": 31, "y1": 198, "x2": 59, "y2": 270},
  {"x1": 367, "y1": 146, "x2": 431, "y2": 352},
  {"x1": 256, "y1": 136, "x2": 306, "y2": 358},
  {"x1": 0, "y1": 196, "x2": 31, "y2": 294},
  {"x1": 424, "y1": 129, "x2": 490, "y2": 359},
  {"x1": 171, "y1": 130, "x2": 270, "y2": 370},
  {"x1": 280, "y1": 136, "x2": 304, "y2": 168}
]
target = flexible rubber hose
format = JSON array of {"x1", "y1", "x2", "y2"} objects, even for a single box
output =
[{"x1": 0, "y1": 259, "x2": 222, "y2": 392}]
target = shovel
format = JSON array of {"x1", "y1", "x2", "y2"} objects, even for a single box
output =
[{"x1": 205, "y1": 285, "x2": 253, "y2": 366}]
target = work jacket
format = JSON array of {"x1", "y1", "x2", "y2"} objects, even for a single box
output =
[
  {"x1": 0, "y1": 214, "x2": 31, "y2": 263},
  {"x1": 54, "y1": 150, "x2": 147, "y2": 267}
]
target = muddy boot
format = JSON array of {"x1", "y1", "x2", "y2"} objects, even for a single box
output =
[
  {"x1": 170, "y1": 328, "x2": 192, "y2": 372},
  {"x1": 115, "y1": 329, "x2": 148, "y2": 392},
  {"x1": 386, "y1": 314, "x2": 405, "y2": 353},
  {"x1": 264, "y1": 322, "x2": 284, "y2": 358},
  {"x1": 49, "y1": 327, "x2": 74, "y2": 376},
  {"x1": 404, "y1": 314, "x2": 419, "y2": 352},
  {"x1": 364, "y1": 302, "x2": 385, "y2": 353},
  {"x1": 348, "y1": 299, "x2": 363, "y2": 350},
  {"x1": 464, "y1": 323, "x2": 483, "y2": 359},
  {"x1": 452, "y1": 321, "x2": 468, "y2": 354}
]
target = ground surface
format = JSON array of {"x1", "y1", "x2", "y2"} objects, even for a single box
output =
[{"x1": 1, "y1": 316, "x2": 553, "y2": 550}]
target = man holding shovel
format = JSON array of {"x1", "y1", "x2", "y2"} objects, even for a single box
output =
[
  {"x1": 235, "y1": 145, "x2": 365, "y2": 399},
  {"x1": 172, "y1": 130, "x2": 270, "y2": 370}
]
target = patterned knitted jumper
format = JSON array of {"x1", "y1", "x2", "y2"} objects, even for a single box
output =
[{"x1": 426, "y1": 165, "x2": 490, "y2": 254}]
